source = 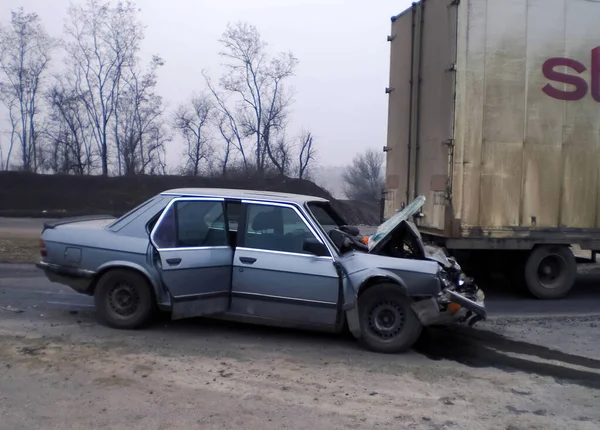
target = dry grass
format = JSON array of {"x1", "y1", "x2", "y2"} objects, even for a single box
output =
[
  {"x1": 0, "y1": 238, "x2": 40, "y2": 264},
  {"x1": 0, "y1": 219, "x2": 42, "y2": 264}
]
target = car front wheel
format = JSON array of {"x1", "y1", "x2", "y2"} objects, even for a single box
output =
[
  {"x1": 357, "y1": 284, "x2": 423, "y2": 353},
  {"x1": 94, "y1": 269, "x2": 156, "y2": 329}
]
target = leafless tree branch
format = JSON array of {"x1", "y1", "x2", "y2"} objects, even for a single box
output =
[
  {"x1": 173, "y1": 92, "x2": 214, "y2": 176},
  {"x1": 215, "y1": 21, "x2": 299, "y2": 175},
  {"x1": 63, "y1": 0, "x2": 143, "y2": 175},
  {"x1": 297, "y1": 129, "x2": 316, "y2": 180}
]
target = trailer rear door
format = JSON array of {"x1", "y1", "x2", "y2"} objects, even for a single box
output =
[{"x1": 385, "y1": 0, "x2": 459, "y2": 235}]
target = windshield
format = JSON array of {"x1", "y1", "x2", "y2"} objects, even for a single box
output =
[
  {"x1": 367, "y1": 195, "x2": 426, "y2": 252},
  {"x1": 306, "y1": 202, "x2": 345, "y2": 235}
]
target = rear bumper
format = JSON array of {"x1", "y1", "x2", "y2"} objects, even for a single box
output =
[{"x1": 35, "y1": 261, "x2": 96, "y2": 295}]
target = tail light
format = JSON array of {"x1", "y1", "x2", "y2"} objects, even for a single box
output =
[{"x1": 39, "y1": 239, "x2": 47, "y2": 257}]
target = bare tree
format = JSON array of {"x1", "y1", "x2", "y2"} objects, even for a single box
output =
[
  {"x1": 202, "y1": 23, "x2": 319, "y2": 179},
  {"x1": 204, "y1": 70, "x2": 247, "y2": 175},
  {"x1": 142, "y1": 123, "x2": 169, "y2": 175},
  {"x1": 0, "y1": 8, "x2": 53, "y2": 172},
  {"x1": 343, "y1": 148, "x2": 385, "y2": 203},
  {"x1": 63, "y1": 0, "x2": 143, "y2": 175},
  {"x1": 217, "y1": 21, "x2": 298, "y2": 174},
  {"x1": 173, "y1": 93, "x2": 214, "y2": 176},
  {"x1": 296, "y1": 129, "x2": 316, "y2": 180},
  {"x1": 116, "y1": 55, "x2": 167, "y2": 175},
  {"x1": 0, "y1": 94, "x2": 19, "y2": 170},
  {"x1": 271, "y1": 134, "x2": 292, "y2": 176},
  {"x1": 43, "y1": 79, "x2": 96, "y2": 174}
]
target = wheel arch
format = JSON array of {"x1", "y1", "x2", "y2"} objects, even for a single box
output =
[
  {"x1": 90, "y1": 261, "x2": 163, "y2": 305},
  {"x1": 345, "y1": 272, "x2": 409, "y2": 340},
  {"x1": 530, "y1": 243, "x2": 573, "y2": 251},
  {"x1": 357, "y1": 274, "x2": 408, "y2": 298}
]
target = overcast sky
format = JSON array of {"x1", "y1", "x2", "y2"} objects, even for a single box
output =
[{"x1": 0, "y1": 0, "x2": 413, "y2": 170}]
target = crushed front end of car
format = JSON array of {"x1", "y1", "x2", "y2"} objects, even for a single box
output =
[
  {"x1": 364, "y1": 196, "x2": 487, "y2": 328},
  {"x1": 412, "y1": 244, "x2": 486, "y2": 327}
]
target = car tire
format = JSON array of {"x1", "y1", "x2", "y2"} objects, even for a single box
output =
[
  {"x1": 357, "y1": 284, "x2": 423, "y2": 354},
  {"x1": 524, "y1": 245, "x2": 576, "y2": 299},
  {"x1": 94, "y1": 269, "x2": 156, "y2": 329}
]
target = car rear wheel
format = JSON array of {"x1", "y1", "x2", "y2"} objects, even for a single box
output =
[
  {"x1": 94, "y1": 269, "x2": 156, "y2": 329},
  {"x1": 357, "y1": 284, "x2": 422, "y2": 353}
]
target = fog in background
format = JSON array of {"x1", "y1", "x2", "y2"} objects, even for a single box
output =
[{"x1": 0, "y1": 0, "x2": 412, "y2": 194}]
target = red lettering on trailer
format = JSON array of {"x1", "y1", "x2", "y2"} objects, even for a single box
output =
[
  {"x1": 542, "y1": 47, "x2": 600, "y2": 101},
  {"x1": 542, "y1": 58, "x2": 588, "y2": 101},
  {"x1": 592, "y1": 46, "x2": 600, "y2": 102}
]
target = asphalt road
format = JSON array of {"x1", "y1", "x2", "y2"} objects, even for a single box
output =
[{"x1": 1, "y1": 263, "x2": 598, "y2": 322}]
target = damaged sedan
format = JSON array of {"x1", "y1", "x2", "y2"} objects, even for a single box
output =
[{"x1": 36, "y1": 189, "x2": 486, "y2": 353}]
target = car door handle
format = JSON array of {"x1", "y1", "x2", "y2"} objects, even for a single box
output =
[
  {"x1": 239, "y1": 256, "x2": 257, "y2": 265},
  {"x1": 166, "y1": 258, "x2": 182, "y2": 266}
]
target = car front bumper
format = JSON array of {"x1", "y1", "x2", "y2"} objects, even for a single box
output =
[{"x1": 412, "y1": 288, "x2": 487, "y2": 327}]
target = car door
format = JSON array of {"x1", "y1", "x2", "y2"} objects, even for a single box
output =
[
  {"x1": 150, "y1": 197, "x2": 233, "y2": 319},
  {"x1": 230, "y1": 200, "x2": 341, "y2": 327}
]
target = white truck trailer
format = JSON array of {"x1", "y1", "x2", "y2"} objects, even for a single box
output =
[{"x1": 384, "y1": 0, "x2": 600, "y2": 299}]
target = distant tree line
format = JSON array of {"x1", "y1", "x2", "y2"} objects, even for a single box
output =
[{"x1": 0, "y1": 1, "x2": 316, "y2": 179}]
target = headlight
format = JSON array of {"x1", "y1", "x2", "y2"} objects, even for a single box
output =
[{"x1": 438, "y1": 272, "x2": 452, "y2": 289}]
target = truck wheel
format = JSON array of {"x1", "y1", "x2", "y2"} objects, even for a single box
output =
[
  {"x1": 357, "y1": 284, "x2": 422, "y2": 353},
  {"x1": 524, "y1": 246, "x2": 576, "y2": 299},
  {"x1": 94, "y1": 269, "x2": 156, "y2": 329}
]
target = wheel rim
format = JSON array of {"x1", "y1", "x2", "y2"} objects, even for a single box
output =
[
  {"x1": 367, "y1": 300, "x2": 406, "y2": 340},
  {"x1": 107, "y1": 282, "x2": 140, "y2": 318},
  {"x1": 536, "y1": 254, "x2": 567, "y2": 289}
]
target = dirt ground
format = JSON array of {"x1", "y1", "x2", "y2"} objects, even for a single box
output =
[
  {"x1": 1, "y1": 217, "x2": 599, "y2": 429},
  {"x1": 0, "y1": 304, "x2": 599, "y2": 430}
]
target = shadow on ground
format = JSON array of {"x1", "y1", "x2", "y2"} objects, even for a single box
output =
[{"x1": 414, "y1": 325, "x2": 600, "y2": 390}]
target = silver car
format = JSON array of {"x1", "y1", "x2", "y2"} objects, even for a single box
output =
[{"x1": 36, "y1": 188, "x2": 486, "y2": 353}]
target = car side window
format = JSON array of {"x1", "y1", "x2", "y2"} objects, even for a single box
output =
[
  {"x1": 152, "y1": 200, "x2": 228, "y2": 249},
  {"x1": 244, "y1": 204, "x2": 321, "y2": 255}
]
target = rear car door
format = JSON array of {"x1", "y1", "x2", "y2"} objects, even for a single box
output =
[
  {"x1": 150, "y1": 197, "x2": 233, "y2": 319},
  {"x1": 230, "y1": 201, "x2": 340, "y2": 327}
]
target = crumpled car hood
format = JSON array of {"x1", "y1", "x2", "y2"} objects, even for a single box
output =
[{"x1": 367, "y1": 195, "x2": 426, "y2": 253}]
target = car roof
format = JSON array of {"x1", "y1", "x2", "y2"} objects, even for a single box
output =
[{"x1": 159, "y1": 188, "x2": 330, "y2": 204}]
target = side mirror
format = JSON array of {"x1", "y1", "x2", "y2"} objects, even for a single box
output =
[
  {"x1": 303, "y1": 238, "x2": 329, "y2": 257},
  {"x1": 328, "y1": 229, "x2": 345, "y2": 250}
]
